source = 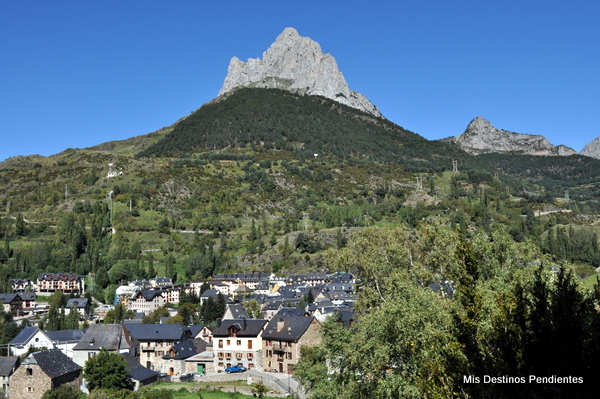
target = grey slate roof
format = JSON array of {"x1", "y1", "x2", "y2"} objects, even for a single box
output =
[
  {"x1": 225, "y1": 304, "x2": 250, "y2": 319},
  {"x1": 18, "y1": 292, "x2": 37, "y2": 301},
  {"x1": 162, "y1": 339, "x2": 207, "y2": 360},
  {"x1": 0, "y1": 356, "x2": 19, "y2": 377},
  {"x1": 9, "y1": 326, "x2": 39, "y2": 346},
  {"x1": 65, "y1": 298, "x2": 90, "y2": 308},
  {"x1": 45, "y1": 328, "x2": 87, "y2": 343},
  {"x1": 212, "y1": 319, "x2": 267, "y2": 338},
  {"x1": 0, "y1": 293, "x2": 20, "y2": 303},
  {"x1": 37, "y1": 273, "x2": 82, "y2": 282},
  {"x1": 262, "y1": 314, "x2": 317, "y2": 341},
  {"x1": 125, "y1": 323, "x2": 191, "y2": 341},
  {"x1": 188, "y1": 325, "x2": 208, "y2": 337},
  {"x1": 25, "y1": 348, "x2": 81, "y2": 378},
  {"x1": 73, "y1": 324, "x2": 139, "y2": 351},
  {"x1": 122, "y1": 353, "x2": 158, "y2": 382}
]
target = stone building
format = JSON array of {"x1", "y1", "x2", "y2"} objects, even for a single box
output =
[
  {"x1": 9, "y1": 349, "x2": 81, "y2": 399},
  {"x1": 124, "y1": 323, "x2": 191, "y2": 371},
  {"x1": 262, "y1": 312, "x2": 321, "y2": 374},
  {"x1": 160, "y1": 339, "x2": 208, "y2": 376}
]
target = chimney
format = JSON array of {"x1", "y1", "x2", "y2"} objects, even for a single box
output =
[
  {"x1": 216, "y1": 318, "x2": 222, "y2": 328},
  {"x1": 277, "y1": 318, "x2": 285, "y2": 332}
]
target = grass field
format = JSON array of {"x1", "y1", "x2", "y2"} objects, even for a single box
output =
[{"x1": 146, "y1": 381, "x2": 290, "y2": 399}]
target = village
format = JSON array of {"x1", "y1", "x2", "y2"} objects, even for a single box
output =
[{"x1": 0, "y1": 271, "x2": 357, "y2": 398}]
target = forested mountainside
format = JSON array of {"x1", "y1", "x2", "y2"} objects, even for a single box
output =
[{"x1": 138, "y1": 88, "x2": 484, "y2": 173}]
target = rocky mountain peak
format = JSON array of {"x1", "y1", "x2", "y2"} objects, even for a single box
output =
[
  {"x1": 454, "y1": 117, "x2": 576, "y2": 156},
  {"x1": 580, "y1": 136, "x2": 600, "y2": 159},
  {"x1": 218, "y1": 28, "x2": 382, "y2": 117}
]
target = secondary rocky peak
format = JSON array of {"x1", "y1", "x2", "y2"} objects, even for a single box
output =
[
  {"x1": 218, "y1": 28, "x2": 382, "y2": 117},
  {"x1": 580, "y1": 136, "x2": 600, "y2": 159},
  {"x1": 455, "y1": 117, "x2": 575, "y2": 156}
]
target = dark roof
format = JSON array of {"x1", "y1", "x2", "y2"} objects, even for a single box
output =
[
  {"x1": 37, "y1": 273, "x2": 82, "y2": 281},
  {"x1": 188, "y1": 325, "x2": 208, "y2": 337},
  {"x1": 26, "y1": 349, "x2": 81, "y2": 378},
  {"x1": 73, "y1": 324, "x2": 139, "y2": 351},
  {"x1": 9, "y1": 326, "x2": 40, "y2": 346},
  {"x1": 45, "y1": 329, "x2": 87, "y2": 343},
  {"x1": 276, "y1": 308, "x2": 309, "y2": 317},
  {"x1": 18, "y1": 292, "x2": 36, "y2": 300},
  {"x1": 225, "y1": 304, "x2": 249, "y2": 319},
  {"x1": 262, "y1": 314, "x2": 317, "y2": 341},
  {"x1": 200, "y1": 289, "x2": 219, "y2": 297},
  {"x1": 0, "y1": 293, "x2": 20, "y2": 303},
  {"x1": 121, "y1": 353, "x2": 158, "y2": 382},
  {"x1": 162, "y1": 339, "x2": 207, "y2": 360},
  {"x1": 0, "y1": 356, "x2": 19, "y2": 377},
  {"x1": 125, "y1": 324, "x2": 190, "y2": 341},
  {"x1": 135, "y1": 290, "x2": 163, "y2": 301},
  {"x1": 212, "y1": 319, "x2": 267, "y2": 338},
  {"x1": 65, "y1": 298, "x2": 90, "y2": 308}
]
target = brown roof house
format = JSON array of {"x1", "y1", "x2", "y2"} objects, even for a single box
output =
[
  {"x1": 9, "y1": 349, "x2": 81, "y2": 399},
  {"x1": 72, "y1": 324, "x2": 140, "y2": 368}
]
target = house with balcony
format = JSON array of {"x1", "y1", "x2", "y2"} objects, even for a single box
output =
[
  {"x1": 124, "y1": 323, "x2": 191, "y2": 371},
  {"x1": 212, "y1": 318, "x2": 267, "y2": 372},
  {"x1": 36, "y1": 273, "x2": 84, "y2": 294},
  {"x1": 262, "y1": 312, "x2": 321, "y2": 374}
]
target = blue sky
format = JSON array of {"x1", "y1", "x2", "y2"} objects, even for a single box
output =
[{"x1": 2, "y1": 1, "x2": 599, "y2": 162}]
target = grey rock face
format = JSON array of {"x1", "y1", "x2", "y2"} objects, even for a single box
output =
[
  {"x1": 455, "y1": 117, "x2": 574, "y2": 156},
  {"x1": 218, "y1": 28, "x2": 382, "y2": 117},
  {"x1": 580, "y1": 136, "x2": 600, "y2": 159}
]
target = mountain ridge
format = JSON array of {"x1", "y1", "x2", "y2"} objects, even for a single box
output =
[{"x1": 452, "y1": 116, "x2": 578, "y2": 156}]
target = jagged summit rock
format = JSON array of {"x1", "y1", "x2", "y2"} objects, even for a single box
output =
[
  {"x1": 454, "y1": 116, "x2": 576, "y2": 156},
  {"x1": 580, "y1": 136, "x2": 600, "y2": 159},
  {"x1": 218, "y1": 27, "x2": 382, "y2": 117}
]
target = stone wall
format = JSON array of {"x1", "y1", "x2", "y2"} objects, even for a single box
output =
[{"x1": 9, "y1": 364, "x2": 52, "y2": 399}]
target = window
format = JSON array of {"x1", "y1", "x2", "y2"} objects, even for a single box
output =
[
  {"x1": 248, "y1": 363, "x2": 255, "y2": 368},
  {"x1": 28, "y1": 387, "x2": 34, "y2": 392},
  {"x1": 236, "y1": 353, "x2": 242, "y2": 359},
  {"x1": 88, "y1": 352, "x2": 96, "y2": 359},
  {"x1": 248, "y1": 340, "x2": 253, "y2": 349},
  {"x1": 266, "y1": 350, "x2": 272, "y2": 358},
  {"x1": 236, "y1": 340, "x2": 241, "y2": 346},
  {"x1": 26, "y1": 368, "x2": 33, "y2": 376},
  {"x1": 226, "y1": 339, "x2": 231, "y2": 346},
  {"x1": 218, "y1": 340, "x2": 223, "y2": 349},
  {"x1": 247, "y1": 353, "x2": 254, "y2": 360},
  {"x1": 287, "y1": 352, "x2": 293, "y2": 360}
]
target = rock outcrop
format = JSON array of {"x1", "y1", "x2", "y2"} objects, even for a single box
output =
[
  {"x1": 218, "y1": 27, "x2": 382, "y2": 117},
  {"x1": 580, "y1": 136, "x2": 600, "y2": 159},
  {"x1": 454, "y1": 117, "x2": 575, "y2": 156}
]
